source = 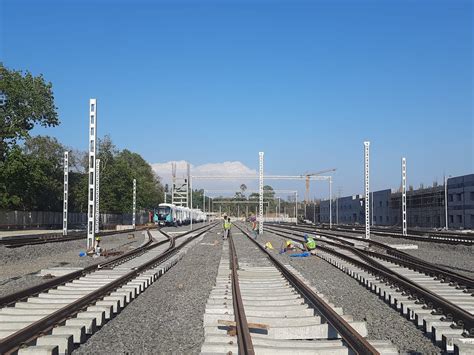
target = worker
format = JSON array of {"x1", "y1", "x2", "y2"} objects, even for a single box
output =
[
  {"x1": 285, "y1": 240, "x2": 296, "y2": 251},
  {"x1": 223, "y1": 217, "x2": 232, "y2": 240},
  {"x1": 94, "y1": 236, "x2": 102, "y2": 256},
  {"x1": 304, "y1": 234, "x2": 316, "y2": 252}
]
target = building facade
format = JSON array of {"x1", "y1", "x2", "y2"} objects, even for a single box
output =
[{"x1": 305, "y1": 173, "x2": 473, "y2": 230}]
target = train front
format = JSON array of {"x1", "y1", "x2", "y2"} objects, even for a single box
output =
[{"x1": 157, "y1": 204, "x2": 173, "y2": 226}]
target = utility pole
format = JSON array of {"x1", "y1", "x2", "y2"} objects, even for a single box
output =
[
  {"x1": 364, "y1": 141, "x2": 370, "y2": 239},
  {"x1": 259, "y1": 152, "x2": 264, "y2": 235},
  {"x1": 278, "y1": 197, "x2": 281, "y2": 223},
  {"x1": 445, "y1": 175, "x2": 449, "y2": 230},
  {"x1": 329, "y1": 176, "x2": 332, "y2": 229},
  {"x1": 95, "y1": 159, "x2": 100, "y2": 233},
  {"x1": 132, "y1": 179, "x2": 136, "y2": 229},
  {"x1": 63, "y1": 151, "x2": 69, "y2": 236},
  {"x1": 87, "y1": 99, "x2": 97, "y2": 249},
  {"x1": 295, "y1": 191, "x2": 298, "y2": 225},
  {"x1": 402, "y1": 157, "x2": 407, "y2": 236}
]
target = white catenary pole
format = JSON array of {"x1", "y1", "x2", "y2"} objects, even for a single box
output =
[
  {"x1": 295, "y1": 191, "x2": 298, "y2": 225},
  {"x1": 329, "y1": 176, "x2": 332, "y2": 229},
  {"x1": 402, "y1": 157, "x2": 407, "y2": 236},
  {"x1": 259, "y1": 152, "x2": 264, "y2": 235},
  {"x1": 87, "y1": 99, "x2": 97, "y2": 249},
  {"x1": 445, "y1": 175, "x2": 449, "y2": 230},
  {"x1": 364, "y1": 141, "x2": 370, "y2": 239},
  {"x1": 63, "y1": 151, "x2": 69, "y2": 236},
  {"x1": 132, "y1": 179, "x2": 137, "y2": 229},
  {"x1": 190, "y1": 175, "x2": 193, "y2": 230},
  {"x1": 95, "y1": 159, "x2": 100, "y2": 233}
]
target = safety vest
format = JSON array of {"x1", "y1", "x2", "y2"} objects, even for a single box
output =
[
  {"x1": 224, "y1": 221, "x2": 232, "y2": 230},
  {"x1": 306, "y1": 237, "x2": 316, "y2": 250}
]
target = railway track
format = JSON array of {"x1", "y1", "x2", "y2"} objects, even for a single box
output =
[
  {"x1": 314, "y1": 223, "x2": 474, "y2": 245},
  {"x1": 0, "y1": 227, "x2": 147, "y2": 248},
  {"x1": 265, "y1": 223, "x2": 474, "y2": 354},
  {"x1": 0, "y1": 222, "x2": 217, "y2": 354},
  {"x1": 200, "y1": 223, "x2": 398, "y2": 354}
]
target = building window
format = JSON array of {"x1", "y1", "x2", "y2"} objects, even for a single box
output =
[
  {"x1": 448, "y1": 194, "x2": 453, "y2": 202},
  {"x1": 449, "y1": 215, "x2": 454, "y2": 223},
  {"x1": 456, "y1": 215, "x2": 462, "y2": 223},
  {"x1": 471, "y1": 215, "x2": 474, "y2": 223},
  {"x1": 91, "y1": 127, "x2": 94, "y2": 136},
  {"x1": 379, "y1": 201, "x2": 382, "y2": 207},
  {"x1": 386, "y1": 216, "x2": 389, "y2": 222},
  {"x1": 91, "y1": 103, "x2": 95, "y2": 112},
  {"x1": 90, "y1": 188, "x2": 94, "y2": 201},
  {"x1": 471, "y1": 192, "x2": 474, "y2": 200},
  {"x1": 91, "y1": 115, "x2": 95, "y2": 124},
  {"x1": 90, "y1": 156, "x2": 94, "y2": 169},
  {"x1": 90, "y1": 140, "x2": 94, "y2": 152}
]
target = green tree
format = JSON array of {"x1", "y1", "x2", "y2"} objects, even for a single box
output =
[{"x1": 0, "y1": 64, "x2": 59, "y2": 160}]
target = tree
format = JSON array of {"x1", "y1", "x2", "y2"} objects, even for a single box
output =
[
  {"x1": 0, "y1": 136, "x2": 64, "y2": 210},
  {"x1": 240, "y1": 183, "x2": 247, "y2": 196},
  {"x1": 0, "y1": 64, "x2": 59, "y2": 160}
]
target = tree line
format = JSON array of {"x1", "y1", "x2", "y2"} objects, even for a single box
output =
[{"x1": 0, "y1": 64, "x2": 164, "y2": 213}]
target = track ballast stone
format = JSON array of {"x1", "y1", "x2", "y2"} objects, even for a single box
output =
[
  {"x1": 73, "y1": 226, "x2": 222, "y2": 354},
  {"x1": 0, "y1": 230, "x2": 146, "y2": 297},
  {"x1": 253, "y1": 229, "x2": 442, "y2": 355}
]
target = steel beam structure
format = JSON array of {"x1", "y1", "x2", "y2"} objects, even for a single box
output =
[
  {"x1": 259, "y1": 152, "x2": 264, "y2": 235},
  {"x1": 364, "y1": 141, "x2": 370, "y2": 239},
  {"x1": 402, "y1": 157, "x2": 407, "y2": 236},
  {"x1": 63, "y1": 151, "x2": 69, "y2": 236},
  {"x1": 132, "y1": 179, "x2": 137, "y2": 229},
  {"x1": 87, "y1": 99, "x2": 97, "y2": 249},
  {"x1": 95, "y1": 159, "x2": 100, "y2": 233}
]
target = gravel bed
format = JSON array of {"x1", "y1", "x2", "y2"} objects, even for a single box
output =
[
  {"x1": 74, "y1": 226, "x2": 222, "y2": 354},
  {"x1": 371, "y1": 235, "x2": 474, "y2": 277},
  {"x1": 0, "y1": 230, "x2": 146, "y2": 297},
  {"x1": 233, "y1": 225, "x2": 441, "y2": 354}
]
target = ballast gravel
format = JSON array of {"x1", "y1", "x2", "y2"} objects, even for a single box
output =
[
  {"x1": 235, "y1": 226, "x2": 441, "y2": 354},
  {"x1": 0, "y1": 230, "x2": 146, "y2": 297},
  {"x1": 73, "y1": 226, "x2": 223, "y2": 355},
  {"x1": 371, "y1": 235, "x2": 474, "y2": 277}
]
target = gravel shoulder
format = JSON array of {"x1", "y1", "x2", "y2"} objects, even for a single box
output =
[
  {"x1": 236, "y1": 224, "x2": 441, "y2": 354},
  {"x1": 370, "y1": 235, "x2": 474, "y2": 277},
  {"x1": 0, "y1": 230, "x2": 147, "y2": 297},
  {"x1": 74, "y1": 225, "x2": 222, "y2": 354}
]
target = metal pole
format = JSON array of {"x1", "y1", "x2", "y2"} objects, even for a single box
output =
[
  {"x1": 313, "y1": 202, "x2": 316, "y2": 224},
  {"x1": 295, "y1": 191, "x2": 298, "y2": 224},
  {"x1": 329, "y1": 177, "x2": 332, "y2": 229},
  {"x1": 238, "y1": 204, "x2": 240, "y2": 220},
  {"x1": 259, "y1": 152, "x2": 264, "y2": 235},
  {"x1": 445, "y1": 175, "x2": 449, "y2": 230},
  {"x1": 402, "y1": 157, "x2": 407, "y2": 236},
  {"x1": 336, "y1": 194, "x2": 338, "y2": 225},
  {"x1": 95, "y1": 159, "x2": 100, "y2": 233},
  {"x1": 364, "y1": 141, "x2": 370, "y2": 239},
  {"x1": 63, "y1": 151, "x2": 69, "y2": 236},
  {"x1": 203, "y1": 190, "x2": 205, "y2": 214},
  {"x1": 87, "y1": 99, "x2": 97, "y2": 249},
  {"x1": 132, "y1": 178, "x2": 136, "y2": 229},
  {"x1": 190, "y1": 176, "x2": 193, "y2": 230},
  {"x1": 278, "y1": 197, "x2": 281, "y2": 223}
]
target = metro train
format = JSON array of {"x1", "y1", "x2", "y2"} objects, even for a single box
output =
[{"x1": 155, "y1": 203, "x2": 206, "y2": 226}]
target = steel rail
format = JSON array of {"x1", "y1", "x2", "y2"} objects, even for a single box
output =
[
  {"x1": 268, "y1": 223, "x2": 474, "y2": 289},
  {"x1": 0, "y1": 226, "x2": 148, "y2": 248},
  {"x1": 0, "y1": 223, "x2": 212, "y2": 308},
  {"x1": 234, "y1": 223, "x2": 380, "y2": 355},
  {"x1": 228, "y1": 234, "x2": 255, "y2": 355},
  {"x1": 0, "y1": 222, "x2": 218, "y2": 354},
  {"x1": 265, "y1": 225, "x2": 474, "y2": 332}
]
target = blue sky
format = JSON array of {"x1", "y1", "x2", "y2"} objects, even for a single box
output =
[{"x1": 1, "y1": 0, "x2": 472, "y2": 199}]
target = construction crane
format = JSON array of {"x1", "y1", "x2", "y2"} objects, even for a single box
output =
[{"x1": 303, "y1": 168, "x2": 337, "y2": 204}]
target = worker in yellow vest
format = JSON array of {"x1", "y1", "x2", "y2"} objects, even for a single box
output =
[
  {"x1": 223, "y1": 217, "x2": 232, "y2": 240},
  {"x1": 304, "y1": 234, "x2": 316, "y2": 252}
]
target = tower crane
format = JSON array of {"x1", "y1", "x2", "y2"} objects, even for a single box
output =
[{"x1": 303, "y1": 168, "x2": 337, "y2": 204}]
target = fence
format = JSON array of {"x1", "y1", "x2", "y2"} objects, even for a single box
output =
[{"x1": 0, "y1": 210, "x2": 150, "y2": 230}]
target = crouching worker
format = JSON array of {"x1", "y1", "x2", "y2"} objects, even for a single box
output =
[{"x1": 304, "y1": 234, "x2": 316, "y2": 253}]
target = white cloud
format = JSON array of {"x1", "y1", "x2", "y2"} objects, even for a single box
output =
[{"x1": 151, "y1": 160, "x2": 259, "y2": 193}]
